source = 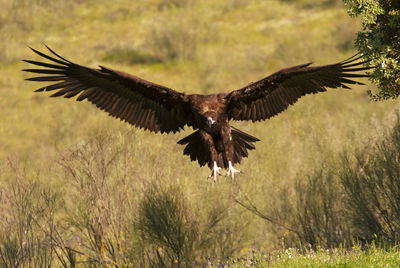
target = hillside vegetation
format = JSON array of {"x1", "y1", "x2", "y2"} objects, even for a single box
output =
[{"x1": 0, "y1": 0, "x2": 399, "y2": 266}]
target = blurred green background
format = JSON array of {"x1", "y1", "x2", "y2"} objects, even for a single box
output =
[{"x1": 0, "y1": 0, "x2": 399, "y2": 266}]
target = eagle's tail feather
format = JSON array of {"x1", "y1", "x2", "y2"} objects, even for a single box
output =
[
  {"x1": 229, "y1": 127, "x2": 259, "y2": 168},
  {"x1": 177, "y1": 131, "x2": 211, "y2": 167},
  {"x1": 177, "y1": 127, "x2": 259, "y2": 169}
]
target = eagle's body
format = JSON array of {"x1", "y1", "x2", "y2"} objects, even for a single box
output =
[
  {"x1": 24, "y1": 46, "x2": 371, "y2": 180},
  {"x1": 177, "y1": 93, "x2": 259, "y2": 178}
]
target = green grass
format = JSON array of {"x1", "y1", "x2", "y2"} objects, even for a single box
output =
[
  {"x1": 208, "y1": 244, "x2": 400, "y2": 267},
  {"x1": 0, "y1": 0, "x2": 399, "y2": 266}
]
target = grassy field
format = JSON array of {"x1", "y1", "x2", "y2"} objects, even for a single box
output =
[
  {"x1": 208, "y1": 244, "x2": 400, "y2": 267},
  {"x1": 1, "y1": 0, "x2": 399, "y2": 266}
]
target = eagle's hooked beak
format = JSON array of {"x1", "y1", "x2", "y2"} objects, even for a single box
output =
[{"x1": 206, "y1": 117, "x2": 215, "y2": 128}]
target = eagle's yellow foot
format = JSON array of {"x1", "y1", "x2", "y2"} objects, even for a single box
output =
[
  {"x1": 208, "y1": 161, "x2": 222, "y2": 182},
  {"x1": 226, "y1": 161, "x2": 241, "y2": 179}
]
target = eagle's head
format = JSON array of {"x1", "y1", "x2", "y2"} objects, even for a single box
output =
[{"x1": 203, "y1": 111, "x2": 217, "y2": 128}]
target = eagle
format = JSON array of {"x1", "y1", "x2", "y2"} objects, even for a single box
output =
[{"x1": 23, "y1": 46, "x2": 370, "y2": 181}]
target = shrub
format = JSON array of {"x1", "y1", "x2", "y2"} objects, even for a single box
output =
[
  {"x1": 135, "y1": 181, "x2": 199, "y2": 267},
  {"x1": 134, "y1": 180, "x2": 244, "y2": 266},
  {"x1": 293, "y1": 167, "x2": 351, "y2": 247},
  {"x1": 56, "y1": 133, "x2": 139, "y2": 266},
  {"x1": 0, "y1": 160, "x2": 61, "y2": 267},
  {"x1": 340, "y1": 114, "x2": 400, "y2": 243},
  {"x1": 238, "y1": 112, "x2": 400, "y2": 248}
]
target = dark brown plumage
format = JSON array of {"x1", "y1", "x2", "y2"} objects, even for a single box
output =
[{"x1": 23, "y1": 46, "x2": 371, "y2": 180}]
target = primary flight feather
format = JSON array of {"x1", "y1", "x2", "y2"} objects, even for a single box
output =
[{"x1": 24, "y1": 46, "x2": 370, "y2": 181}]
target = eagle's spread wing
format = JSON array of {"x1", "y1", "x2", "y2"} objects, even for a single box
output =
[
  {"x1": 23, "y1": 46, "x2": 192, "y2": 133},
  {"x1": 225, "y1": 54, "x2": 371, "y2": 122}
]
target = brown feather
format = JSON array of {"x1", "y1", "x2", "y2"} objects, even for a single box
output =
[
  {"x1": 24, "y1": 46, "x2": 192, "y2": 134},
  {"x1": 226, "y1": 54, "x2": 371, "y2": 122},
  {"x1": 24, "y1": 47, "x2": 372, "y2": 170}
]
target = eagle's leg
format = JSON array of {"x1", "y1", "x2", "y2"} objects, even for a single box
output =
[
  {"x1": 208, "y1": 161, "x2": 222, "y2": 182},
  {"x1": 200, "y1": 130, "x2": 221, "y2": 182},
  {"x1": 227, "y1": 161, "x2": 241, "y2": 179},
  {"x1": 222, "y1": 125, "x2": 241, "y2": 179}
]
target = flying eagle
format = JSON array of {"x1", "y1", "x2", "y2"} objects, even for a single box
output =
[{"x1": 23, "y1": 46, "x2": 370, "y2": 181}]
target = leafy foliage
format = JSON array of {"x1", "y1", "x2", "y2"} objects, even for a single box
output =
[{"x1": 343, "y1": 0, "x2": 400, "y2": 100}]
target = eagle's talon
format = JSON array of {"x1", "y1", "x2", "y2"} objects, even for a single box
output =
[
  {"x1": 209, "y1": 161, "x2": 222, "y2": 182},
  {"x1": 227, "y1": 161, "x2": 241, "y2": 179}
]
